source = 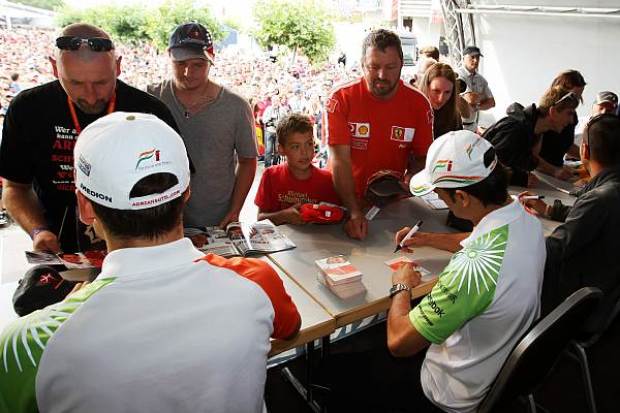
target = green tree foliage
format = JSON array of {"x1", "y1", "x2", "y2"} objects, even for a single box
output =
[
  {"x1": 56, "y1": 5, "x2": 148, "y2": 44},
  {"x1": 253, "y1": 0, "x2": 335, "y2": 64},
  {"x1": 144, "y1": 0, "x2": 224, "y2": 51},
  {"x1": 11, "y1": 0, "x2": 63, "y2": 11},
  {"x1": 55, "y1": 1, "x2": 223, "y2": 51}
]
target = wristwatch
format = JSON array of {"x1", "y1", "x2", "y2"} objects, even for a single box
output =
[
  {"x1": 30, "y1": 226, "x2": 50, "y2": 240},
  {"x1": 389, "y1": 283, "x2": 411, "y2": 298}
]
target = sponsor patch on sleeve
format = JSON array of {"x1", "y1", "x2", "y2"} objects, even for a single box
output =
[
  {"x1": 325, "y1": 97, "x2": 338, "y2": 113},
  {"x1": 348, "y1": 122, "x2": 370, "y2": 138}
]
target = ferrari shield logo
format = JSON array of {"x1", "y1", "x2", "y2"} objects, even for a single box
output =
[{"x1": 390, "y1": 126, "x2": 415, "y2": 142}]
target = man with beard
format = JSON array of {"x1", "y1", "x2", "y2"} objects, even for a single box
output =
[
  {"x1": 0, "y1": 23, "x2": 178, "y2": 253},
  {"x1": 325, "y1": 29, "x2": 433, "y2": 240}
]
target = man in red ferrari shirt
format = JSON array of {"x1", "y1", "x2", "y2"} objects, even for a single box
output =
[{"x1": 325, "y1": 29, "x2": 433, "y2": 239}]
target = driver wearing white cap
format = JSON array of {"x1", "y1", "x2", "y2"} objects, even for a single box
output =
[
  {"x1": 386, "y1": 130, "x2": 545, "y2": 412},
  {"x1": 0, "y1": 112, "x2": 300, "y2": 413}
]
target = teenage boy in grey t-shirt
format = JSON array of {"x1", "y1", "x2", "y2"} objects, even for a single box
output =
[{"x1": 148, "y1": 22, "x2": 258, "y2": 229}]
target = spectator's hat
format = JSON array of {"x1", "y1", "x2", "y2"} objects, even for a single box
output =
[
  {"x1": 595, "y1": 91, "x2": 618, "y2": 106},
  {"x1": 168, "y1": 22, "x2": 214, "y2": 63},
  {"x1": 74, "y1": 112, "x2": 190, "y2": 210},
  {"x1": 463, "y1": 46, "x2": 483, "y2": 57},
  {"x1": 409, "y1": 130, "x2": 497, "y2": 196},
  {"x1": 13, "y1": 266, "x2": 78, "y2": 316}
]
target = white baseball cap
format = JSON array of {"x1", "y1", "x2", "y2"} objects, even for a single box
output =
[
  {"x1": 74, "y1": 112, "x2": 190, "y2": 210},
  {"x1": 409, "y1": 130, "x2": 497, "y2": 196}
]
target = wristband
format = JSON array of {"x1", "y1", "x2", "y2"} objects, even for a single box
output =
[{"x1": 30, "y1": 226, "x2": 51, "y2": 240}]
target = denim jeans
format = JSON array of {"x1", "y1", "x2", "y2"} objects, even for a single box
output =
[{"x1": 264, "y1": 131, "x2": 277, "y2": 167}]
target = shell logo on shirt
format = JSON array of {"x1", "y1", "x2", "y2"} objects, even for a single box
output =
[
  {"x1": 390, "y1": 126, "x2": 415, "y2": 142},
  {"x1": 348, "y1": 122, "x2": 370, "y2": 138}
]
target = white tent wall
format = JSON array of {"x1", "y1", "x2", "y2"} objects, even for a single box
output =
[{"x1": 466, "y1": 0, "x2": 620, "y2": 126}]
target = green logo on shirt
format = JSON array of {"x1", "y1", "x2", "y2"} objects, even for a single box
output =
[
  {"x1": 443, "y1": 225, "x2": 508, "y2": 294},
  {"x1": 410, "y1": 225, "x2": 509, "y2": 344}
]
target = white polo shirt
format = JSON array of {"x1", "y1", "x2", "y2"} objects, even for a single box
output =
[
  {"x1": 410, "y1": 200, "x2": 545, "y2": 413},
  {"x1": 0, "y1": 238, "x2": 299, "y2": 413}
]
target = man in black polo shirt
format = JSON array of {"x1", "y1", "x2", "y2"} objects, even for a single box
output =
[
  {"x1": 522, "y1": 114, "x2": 620, "y2": 329},
  {"x1": 0, "y1": 23, "x2": 179, "y2": 253}
]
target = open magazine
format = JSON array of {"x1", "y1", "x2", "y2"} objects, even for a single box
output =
[
  {"x1": 185, "y1": 219, "x2": 296, "y2": 258},
  {"x1": 25, "y1": 250, "x2": 107, "y2": 269}
]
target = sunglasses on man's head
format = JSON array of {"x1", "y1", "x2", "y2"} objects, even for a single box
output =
[
  {"x1": 55, "y1": 36, "x2": 114, "y2": 52},
  {"x1": 554, "y1": 91, "x2": 579, "y2": 107}
]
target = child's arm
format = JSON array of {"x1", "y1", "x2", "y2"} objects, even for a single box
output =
[{"x1": 258, "y1": 203, "x2": 305, "y2": 225}]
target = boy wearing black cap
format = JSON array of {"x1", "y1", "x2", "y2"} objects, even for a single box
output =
[{"x1": 148, "y1": 22, "x2": 258, "y2": 233}]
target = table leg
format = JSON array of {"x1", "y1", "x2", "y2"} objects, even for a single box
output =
[{"x1": 281, "y1": 336, "x2": 331, "y2": 412}]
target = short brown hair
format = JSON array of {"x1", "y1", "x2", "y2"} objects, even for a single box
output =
[
  {"x1": 276, "y1": 113, "x2": 313, "y2": 146},
  {"x1": 361, "y1": 29, "x2": 403, "y2": 63},
  {"x1": 538, "y1": 86, "x2": 579, "y2": 117},
  {"x1": 585, "y1": 114, "x2": 620, "y2": 167},
  {"x1": 420, "y1": 46, "x2": 440, "y2": 60}
]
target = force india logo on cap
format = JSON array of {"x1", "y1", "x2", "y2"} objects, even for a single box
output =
[
  {"x1": 465, "y1": 138, "x2": 483, "y2": 160},
  {"x1": 135, "y1": 148, "x2": 161, "y2": 170},
  {"x1": 433, "y1": 160, "x2": 453, "y2": 172}
]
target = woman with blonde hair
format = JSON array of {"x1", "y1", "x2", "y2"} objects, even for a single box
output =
[
  {"x1": 418, "y1": 62, "x2": 468, "y2": 138},
  {"x1": 538, "y1": 69, "x2": 586, "y2": 179}
]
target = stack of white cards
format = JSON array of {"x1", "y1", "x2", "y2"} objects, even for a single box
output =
[{"x1": 316, "y1": 255, "x2": 366, "y2": 299}]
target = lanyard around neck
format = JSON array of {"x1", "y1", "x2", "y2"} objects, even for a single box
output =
[{"x1": 67, "y1": 94, "x2": 116, "y2": 135}]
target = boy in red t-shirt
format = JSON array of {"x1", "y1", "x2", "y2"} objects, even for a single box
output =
[{"x1": 255, "y1": 114, "x2": 341, "y2": 225}]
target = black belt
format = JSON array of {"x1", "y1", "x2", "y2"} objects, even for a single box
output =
[{"x1": 463, "y1": 122, "x2": 475, "y2": 126}]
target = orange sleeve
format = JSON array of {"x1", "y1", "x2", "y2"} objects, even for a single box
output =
[
  {"x1": 202, "y1": 254, "x2": 301, "y2": 339},
  {"x1": 325, "y1": 90, "x2": 351, "y2": 146}
]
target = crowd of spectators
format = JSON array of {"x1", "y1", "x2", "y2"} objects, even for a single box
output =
[{"x1": 0, "y1": 26, "x2": 357, "y2": 137}]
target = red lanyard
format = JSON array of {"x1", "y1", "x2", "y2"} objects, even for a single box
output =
[{"x1": 67, "y1": 94, "x2": 116, "y2": 135}]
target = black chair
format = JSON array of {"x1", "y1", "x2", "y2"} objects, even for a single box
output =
[
  {"x1": 477, "y1": 287, "x2": 603, "y2": 413},
  {"x1": 566, "y1": 286, "x2": 620, "y2": 413}
]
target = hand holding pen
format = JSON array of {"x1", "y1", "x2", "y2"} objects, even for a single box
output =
[
  {"x1": 394, "y1": 220, "x2": 423, "y2": 253},
  {"x1": 517, "y1": 191, "x2": 550, "y2": 217}
]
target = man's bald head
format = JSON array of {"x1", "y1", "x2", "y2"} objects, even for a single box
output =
[
  {"x1": 50, "y1": 23, "x2": 121, "y2": 114},
  {"x1": 61, "y1": 23, "x2": 111, "y2": 40},
  {"x1": 54, "y1": 23, "x2": 115, "y2": 60}
]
